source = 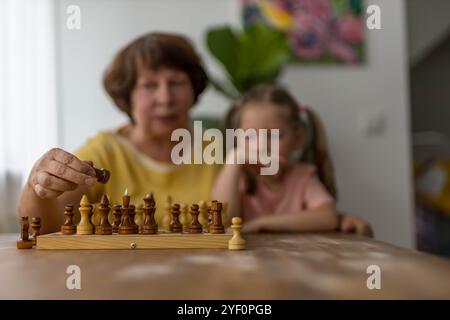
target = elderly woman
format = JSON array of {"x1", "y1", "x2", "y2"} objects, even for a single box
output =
[
  {"x1": 17, "y1": 32, "x2": 373, "y2": 237},
  {"x1": 17, "y1": 33, "x2": 217, "y2": 233}
]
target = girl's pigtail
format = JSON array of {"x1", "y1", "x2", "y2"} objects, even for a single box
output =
[{"x1": 300, "y1": 107, "x2": 337, "y2": 199}]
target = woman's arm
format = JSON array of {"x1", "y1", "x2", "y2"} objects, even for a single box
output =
[{"x1": 242, "y1": 202, "x2": 338, "y2": 233}]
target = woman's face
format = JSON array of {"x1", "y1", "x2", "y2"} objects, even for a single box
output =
[{"x1": 130, "y1": 67, "x2": 195, "y2": 137}]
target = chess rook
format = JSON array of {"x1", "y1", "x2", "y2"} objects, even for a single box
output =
[
  {"x1": 209, "y1": 201, "x2": 225, "y2": 234},
  {"x1": 169, "y1": 203, "x2": 183, "y2": 233}
]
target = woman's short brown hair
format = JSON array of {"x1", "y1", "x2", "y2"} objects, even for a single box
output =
[{"x1": 103, "y1": 32, "x2": 208, "y2": 120}]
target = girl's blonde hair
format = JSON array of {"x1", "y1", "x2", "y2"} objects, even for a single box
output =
[{"x1": 222, "y1": 84, "x2": 336, "y2": 198}]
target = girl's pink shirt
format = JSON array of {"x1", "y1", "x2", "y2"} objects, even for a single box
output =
[{"x1": 239, "y1": 163, "x2": 334, "y2": 221}]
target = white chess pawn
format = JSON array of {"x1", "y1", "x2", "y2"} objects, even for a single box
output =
[{"x1": 228, "y1": 217, "x2": 246, "y2": 250}]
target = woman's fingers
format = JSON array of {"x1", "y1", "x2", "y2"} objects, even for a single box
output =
[
  {"x1": 30, "y1": 148, "x2": 97, "y2": 200},
  {"x1": 47, "y1": 159, "x2": 96, "y2": 186},
  {"x1": 50, "y1": 148, "x2": 96, "y2": 177},
  {"x1": 35, "y1": 171, "x2": 78, "y2": 192},
  {"x1": 33, "y1": 184, "x2": 64, "y2": 199}
]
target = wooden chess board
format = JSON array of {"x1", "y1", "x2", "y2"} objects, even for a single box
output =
[{"x1": 36, "y1": 229, "x2": 236, "y2": 250}]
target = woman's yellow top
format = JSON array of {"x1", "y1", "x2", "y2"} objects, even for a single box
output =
[{"x1": 74, "y1": 128, "x2": 219, "y2": 225}]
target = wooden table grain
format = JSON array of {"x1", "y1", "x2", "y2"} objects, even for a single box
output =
[{"x1": 1, "y1": 233, "x2": 449, "y2": 299}]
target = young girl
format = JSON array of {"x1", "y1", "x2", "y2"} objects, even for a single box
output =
[{"x1": 212, "y1": 84, "x2": 339, "y2": 233}]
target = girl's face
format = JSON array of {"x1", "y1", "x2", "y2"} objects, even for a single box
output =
[
  {"x1": 240, "y1": 102, "x2": 304, "y2": 173},
  {"x1": 130, "y1": 67, "x2": 194, "y2": 137}
]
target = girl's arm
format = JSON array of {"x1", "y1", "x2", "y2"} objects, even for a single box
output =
[
  {"x1": 242, "y1": 202, "x2": 338, "y2": 233},
  {"x1": 211, "y1": 161, "x2": 242, "y2": 219}
]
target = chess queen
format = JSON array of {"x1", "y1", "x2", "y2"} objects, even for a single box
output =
[{"x1": 17, "y1": 32, "x2": 217, "y2": 233}]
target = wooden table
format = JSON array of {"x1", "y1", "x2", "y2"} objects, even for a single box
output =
[{"x1": 1, "y1": 233, "x2": 449, "y2": 299}]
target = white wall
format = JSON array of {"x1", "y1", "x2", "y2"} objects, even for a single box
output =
[
  {"x1": 57, "y1": 0, "x2": 238, "y2": 150},
  {"x1": 57, "y1": 0, "x2": 414, "y2": 247}
]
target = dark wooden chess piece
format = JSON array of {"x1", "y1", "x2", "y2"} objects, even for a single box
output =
[
  {"x1": 169, "y1": 203, "x2": 183, "y2": 233},
  {"x1": 209, "y1": 201, "x2": 225, "y2": 234},
  {"x1": 187, "y1": 204, "x2": 203, "y2": 234},
  {"x1": 61, "y1": 204, "x2": 76, "y2": 235},
  {"x1": 142, "y1": 193, "x2": 158, "y2": 234},
  {"x1": 17, "y1": 216, "x2": 33, "y2": 249},
  {"x1": 30, "y1": 217, "x2": 41, "y2": 246},
  {"x1": 95, "y1": 195, "x2": 112, "y2": 235},
  {"x1": 118, "y1": 191, "x2": 134, "y2": 234},
  {"x1": 92, "y1": 166, "x2": 110, "y2": 184},
  {"x1": 111, "y1": 204, "x2": 122, "y2": 233}
]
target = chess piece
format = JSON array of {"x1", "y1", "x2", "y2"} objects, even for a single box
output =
[
  {"x1": 228, "y1": 217, "x2": 246, "y2": 250},
  {"x1": 95, "y1": 167, "x2": 110, "y2": 183},
  {"x1": 61, "y1": 205, "x2": 76, "y2": 234},
  {"x1": 198, "y1": 201, "x2": 208, "y2": 230},
  {"x1": 187, "y1": 204, "x2": 203, "y2": 234},
  {"x1": 77, "y1": 195, "x2": 94, "y2": 235},
  {"x1": 179, "y1": 203, "x2": 188, "y2": 230},
  {"x1": 95, "y1": 195, "x2": 112, "y2": 235},
  {"x1": 161, "y1": 195, "x2": 172, "y2": 230},
  {"x1": 135, "y1": 204, "x2": 145, "y2": 233},
  {"x1": 169, "y1": 203, "x2": 183, "y2": 233},
  {"x1": 111, "y1": 204, "x2": 122, "y2": 233},
  {"x1": 210, "y1": 201, "x2": 225, "y2": 234},
  {"x1": 17, "y1": 216, "x2": 33, "y2": 249},
  {"x1": 142, "y1": 193, "x2": 158, "y2": 234},
  {"x1": 119, "y1": 189, "x2": 134, "y2": 234},
  {"x1": 130, "y1": 205, "x2": 138, "y2": 234},
  {"x1": 90, "y1": 165, "x2": 110, "y2": 184},
  {"x1": 30, "y1": 217, "x2": 41, "y2": 246}
]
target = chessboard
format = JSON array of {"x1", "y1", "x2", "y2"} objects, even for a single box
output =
[
  {"x1": 17, "y1": 191, "x2": 246, "y2": 251},
  {"x1": 36, "y1": 230, "x2": 234, "y2": 250}
]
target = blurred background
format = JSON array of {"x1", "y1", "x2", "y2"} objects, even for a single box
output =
[{"x1": 0, "y1": 0, "x2": 449, "y2": 257}]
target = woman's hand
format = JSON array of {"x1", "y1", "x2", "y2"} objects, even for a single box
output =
[
  {"x1": 28, "y1": 148, "x2": 97, "y2": 199},
  {"x1": 338, "y1": 213, "x2": 374, "y2": 237}
]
